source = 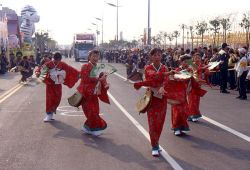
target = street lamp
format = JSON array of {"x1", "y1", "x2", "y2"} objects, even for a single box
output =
[
  {"x1": 105, "y1": 0, "x2": 119, "y2": 41},
  {"x1": 95, "y1": 17, "x2": 103, "y2": 45},
  {"x1": 148, "y1": 0, "x2": 151, "y2": 45},
  {"x1": 92, "y1": 22, "x2": 99, "y2": 46}
]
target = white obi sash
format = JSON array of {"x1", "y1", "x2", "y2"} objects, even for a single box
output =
[{"x1": 49, "y1": 68, "x2": 66, "y2": 84}]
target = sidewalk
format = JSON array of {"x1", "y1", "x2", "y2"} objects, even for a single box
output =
[{"x1": 0, "y1": 72, "x2": 21, "y2": 96}]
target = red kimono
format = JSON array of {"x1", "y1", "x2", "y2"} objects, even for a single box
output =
[
  {"x1": 166, "y1": 67, "x2": 190, "y2": 132},
  {"x1": 77, "y1": 62, "x2": 110, "y2": 132},
  {"x1": 187, "y1": 64, "x2": 207, "y2": 120},
  {"x1": 135, "y1": 64, "x2": 168, "y2": 149},
  {"x1": 43, "y1": 61, "x2": 79, "y2": 113}
]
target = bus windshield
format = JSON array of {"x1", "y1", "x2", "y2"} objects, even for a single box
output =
[{"x1": 75, "y1": 43, "x2": 94, "y2": 50}]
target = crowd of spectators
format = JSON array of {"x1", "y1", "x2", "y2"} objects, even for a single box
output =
[{"x1": 103, "y1": 43, "x2": 250, "y2": 99}]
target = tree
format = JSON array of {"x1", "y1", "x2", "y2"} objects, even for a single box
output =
[
  {"x1": 166, "y1": 33, "x2": 174, "y2": 48},
  {"x1": 180, "y1": 24, "x2": 187, "y2": 49},
  {"x1": 209, "y1": 18, "x2": 220, "y2": 47},
  {"x1": 220, "y1": 17, "x2": 231, "y2": 43},
  {"x1": 32, "y1": 32, "x2": 51, "y2": 52},
  {"x1": 196, "y1": 21, "x2": 208, "y2": 47},
  {"x1": 189, "y1": 26, "x2": 194, "y2": 50},
  {"x1": 155, "y1": 32, "x2": 166, "y2": 47},
  {"x1": 151, "y1": 36, "x2": 157, "y2": 46},
  {"x1": 172, "y1": 31, "x2": 180, "y2": 48},
  {"x1": 239, "y1": 12, "x2": 250, "y2": 48},
  {"x1": 131, "y1": 40, "x2": 138, "y2": 48},
  {"x1": 161, "y1": 32, "x2": 168, "y2": 49}
]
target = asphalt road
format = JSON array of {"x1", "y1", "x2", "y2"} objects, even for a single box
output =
[{"x1": 0, "y1": 58, "x2": 249, "y2": 170}]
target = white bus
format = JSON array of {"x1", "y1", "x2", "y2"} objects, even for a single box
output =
[{"x1": 72, "y1": 33, "x2": 96, "y2": 62}]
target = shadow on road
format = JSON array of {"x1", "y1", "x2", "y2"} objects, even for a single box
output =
[
  {"x1": 82, "y1": 135, "x2": 162, "y2": 170},
  {"x1": 49, "y1": 120, "x2": 83, "y2": 140},
  {"x1": 190, "y1": 120, "x2": 224, "y2": 132},
  {"x1": 49, "y1": 120, "x2": 166, "y2": 170},
  {"x1": 181, "y1": 135, "x2": 250, "y2": 161},
  {"x1": 172, "y1": 157, "x2": 204, "y2": 170}
]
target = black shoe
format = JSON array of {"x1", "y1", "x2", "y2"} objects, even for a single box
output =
[
  {"x1": 236, "y1": 96, "x2": 242, "y2": 99},
  {"x1": 240, "y1": 97, "x2": 247, "y2": 100}
]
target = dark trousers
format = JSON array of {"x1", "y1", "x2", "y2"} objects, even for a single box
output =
[
  {"x1": 210, "y1": 72, "x2": 220, "y2": 85},
  {"x1": 238, "y1": 71, "x2": 248, "y2": 98},
  {"x1": 220, "y1": 69, "x2": 228, "y2": 91},
  {"x1": 229, "y1": 70, "x2": 237, "y2": 89}
]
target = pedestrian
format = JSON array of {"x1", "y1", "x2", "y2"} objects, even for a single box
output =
[
  {"x1": 168, "y1": 55, "x2": 191, "y2": 136},
  {"x1": 28, "y1": 55, "x2": 37, "y2": 78},
  {"x1": 217, "y1": 43, "x2": 230, "y2": 93},
  {"x1": 187, "y1": 53, "x2": 208, "y2": 122},
  {"x1": 235, "y1": 48, "x2": 248, "y2": 100},
  {"x1": 0, "y1": 51, "x2": 9, "y2": 74},
  {"x1": 9, "y1": 51, "x2": 16, "y2": 70},
  {"x1": 40, "y1": 52, "x2": 79, "y2": 122},
  {"x1": 19, "y1": 56, "x2": 32, "y2": 83},
  {"x1": 36, "y1": 48, "x2": 41, "y2": 65},
  {"x1": 77, "y1": 50, "x2": 110, "y2": 136},
  {"x1": 134, "y1": 48, "x2": 176, "y2": 157},
  {"x1": 228, "y1": 49, "x2": 239, "y2": 90}
]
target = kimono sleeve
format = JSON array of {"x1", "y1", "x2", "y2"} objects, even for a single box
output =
[{"x1": 61, "y1": 62, "x2": 80, "y2": 88}]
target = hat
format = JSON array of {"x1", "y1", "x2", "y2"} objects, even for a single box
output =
[
  {"x1": 238, "y1": 48, "x2": 247, "y2": 54},
  {"x1": 221, "y1": 43, "x2": 229, "y2": 49}
]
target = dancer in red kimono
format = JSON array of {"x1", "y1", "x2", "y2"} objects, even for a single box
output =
[
  {"x1": 166, "y1": 55, "x2": 192, "y2": 136},
  {"x1": 134, "y1": 48, "x2": 176, "y2": 157},
  {"x1": 40, "y1": 52, "x2": 79, "y2": 122},
  {"x1": 187, "y1": 53, "x2": 208, "y2": 122},
  {"x1": 77, "y1": 50, "x2": 110, "y2": 136}
]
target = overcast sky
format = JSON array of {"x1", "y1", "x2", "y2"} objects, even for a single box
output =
[{"x1": 2, "y1": 0, "x2": 250, "y2": 45}]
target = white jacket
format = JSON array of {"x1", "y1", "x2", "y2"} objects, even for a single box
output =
[{"x1": 235, "y1": 56, "x2": 248, "y2": 77}]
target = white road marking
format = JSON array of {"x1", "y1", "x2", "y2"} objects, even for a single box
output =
[
  {"x1": 202, "y1": 116, "x2": 250, "y2": 142},
  {"x1": 60, "y1": 111, "x2": 83, "y2": 116},
  {"x1": 57, "y1": 106, "x2": 103, "y2": 117},
  {"x1": 114, "y1": 71, "x2": 250, "y2": 143},
  {"x1": 60, "y1": 112, "x2": 104, "y2": 117},
  {"x1": 0, "y1": 84, "x2": 23, "y2": 104},
  {"x1": 107, "y1": 91, "x2": 183, "y2": 170}
]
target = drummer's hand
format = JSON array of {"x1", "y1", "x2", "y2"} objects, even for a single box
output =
[
  {"x1": 171, "y1": 70, "x2": 180, "y2": 74},
  {"x1": 99, "y1": 75, "x2": 107, "y2": 81},
  {"x1": 204, "y1": 65, "x2": 209, "y2": 68},
  {"x1": 134, "y1": 82, "x2": 142, "y2": 90},
  {"x1": 158, "y1": 87, "x2": 166, "y2": 95}
]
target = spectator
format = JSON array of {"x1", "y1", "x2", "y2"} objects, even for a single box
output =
[
  {"x1": 0, "y1": 51, "x2": 9, "y2": 74},
  {"x1": 228, "y1": 49, "x2": 239, "y2": 90},
  {"x1": 9, "y1": 51, "x2": 16, "y2": 70},
  {"x1": 217, "y1": 43, "x2": 230, "y2": 93},
  {"x1": 235, "y1": 48, "x2": 248, "y2": 100},
  {"x1": 19, "y1": 56, "x2": 32, "y2": 83},
  {"x1": 36, "y1": 48, "x2": 42, "y2": 65}
]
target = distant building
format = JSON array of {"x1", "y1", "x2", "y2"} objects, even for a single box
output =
[
  {"x1": 0, "y1": 7, "x2": 21, "y2": 50},
  {"x1": 7, "y1": 13, "x2": 21, "y2": 48},
  {"x1": 0, "y1": 8, "x2": 8, "y2": 51},
  {"x1": 120, "y1": 31, "x2": 123, "y2": 41}
]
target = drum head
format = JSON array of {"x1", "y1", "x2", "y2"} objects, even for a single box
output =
[{"x1": 136, "y1": 89, "x2": 152, "y2": 113}]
